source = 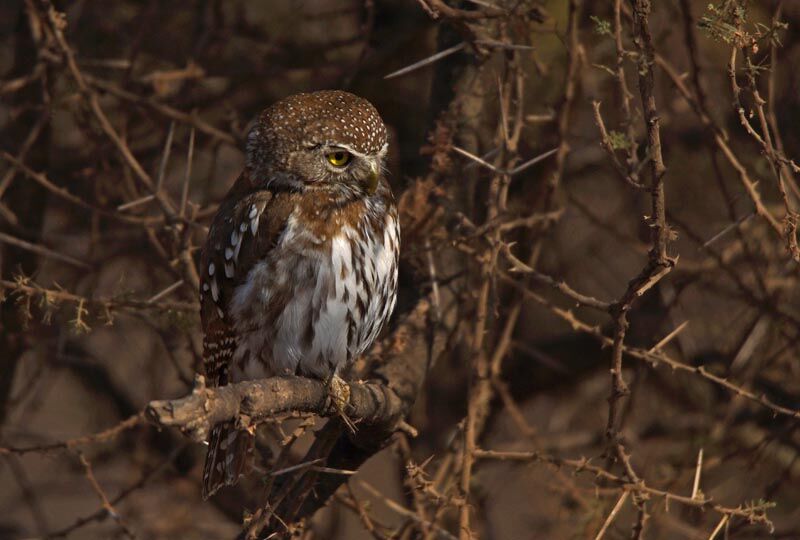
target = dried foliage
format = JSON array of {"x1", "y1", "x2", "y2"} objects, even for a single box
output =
[{"x1": 1, "y1": 1, "x2": 800, "y2": 539}]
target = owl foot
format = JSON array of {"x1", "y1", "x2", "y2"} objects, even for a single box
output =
[{"x1": 325, "y1": 374, "x2": 357, "y2": 434}]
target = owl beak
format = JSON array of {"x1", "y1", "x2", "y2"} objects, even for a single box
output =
[{"x1": 366, "y1": 161, "x2": 379, "y2": 195}]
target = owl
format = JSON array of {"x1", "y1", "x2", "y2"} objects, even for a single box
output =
[{"x1": 198, "y1": 90, "x2": 399, "y2": 498}]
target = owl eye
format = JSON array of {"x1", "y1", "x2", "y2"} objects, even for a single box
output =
[{"x1": 325, "y1": 150, "x2": 352, "y2": 167}]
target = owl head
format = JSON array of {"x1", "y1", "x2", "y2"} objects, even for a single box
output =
[{"x1": 246, "y1": 90, "x2": 388, "y2": 196}]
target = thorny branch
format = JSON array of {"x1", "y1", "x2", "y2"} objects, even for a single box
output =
[
  {"x1": 599, "y1": 1, "x2": 672, "y2": 535},
  {"x1": 473, "y1": 449, "x2": 774, "y2": 530}
]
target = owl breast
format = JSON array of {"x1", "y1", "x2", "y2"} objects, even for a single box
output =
[{"x1": 228, "y1": 204, "x2": 399, "y2": 382}]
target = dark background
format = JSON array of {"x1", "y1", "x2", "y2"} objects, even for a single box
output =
[{"x1": 1, "y1": 1, "x2": 800, "y2": 538}]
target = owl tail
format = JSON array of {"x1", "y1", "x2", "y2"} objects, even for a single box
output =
[{"x1": 202, "y1": 422, "x2": 254, "y2": 499}]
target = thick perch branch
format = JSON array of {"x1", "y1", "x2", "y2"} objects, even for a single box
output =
[{"x1": 146, "y1": 373, "x2": 408, "y2": 444}]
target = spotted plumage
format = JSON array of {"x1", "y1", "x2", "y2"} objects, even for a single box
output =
[{"x1": 199, "y1": 90, "x2": 398, "y2": 498}]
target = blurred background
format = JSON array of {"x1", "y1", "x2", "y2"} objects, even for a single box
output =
[{"x1": 1, "y1": 0, "x2": 800, "y2": 538}]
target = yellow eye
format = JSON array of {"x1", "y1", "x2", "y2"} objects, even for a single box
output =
[{"x1": 326, "y1": 151, "x2": 352, "y2": 167}]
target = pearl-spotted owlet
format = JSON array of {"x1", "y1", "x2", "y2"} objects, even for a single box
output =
[{"x1": 199, "y1": 90, "x2": 399, "y2": 498}]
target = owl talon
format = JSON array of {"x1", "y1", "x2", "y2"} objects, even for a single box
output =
[{"x1": 326, "y1": 374, "x2": 357, "y2": 434}]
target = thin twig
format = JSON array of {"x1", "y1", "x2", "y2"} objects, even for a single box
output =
[
  {"x1": 384, "y1": 43, "x2": 466, "y2": 80},
  {"x1": 594, "y1": 491, "x2": 630, "y2": 540},
  {"x1": 77, "y1": 452, "x2": 136, "y2": 539},
  {"x1": 0, "y1": 232, "x2": 91, "y2": 270},
  {"x1": 691, "y1": 448, "x2": 704, "y2": 500}
]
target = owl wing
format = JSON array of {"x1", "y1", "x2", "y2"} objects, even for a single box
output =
[
  {"x1": 199, "y1": 173, "x2": 299, "y2": 383},
  {"x1": 199, "y1": 172, "x2": 297, "y2": 498}
]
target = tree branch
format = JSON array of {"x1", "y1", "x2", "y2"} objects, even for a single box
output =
[{"x1": 146, "y1": 372, "x2": 409, "y2": 444}]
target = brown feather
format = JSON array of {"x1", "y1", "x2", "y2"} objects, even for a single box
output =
[{"x1": 199, "y1": 170, "x2": 296, "y2": 497}]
